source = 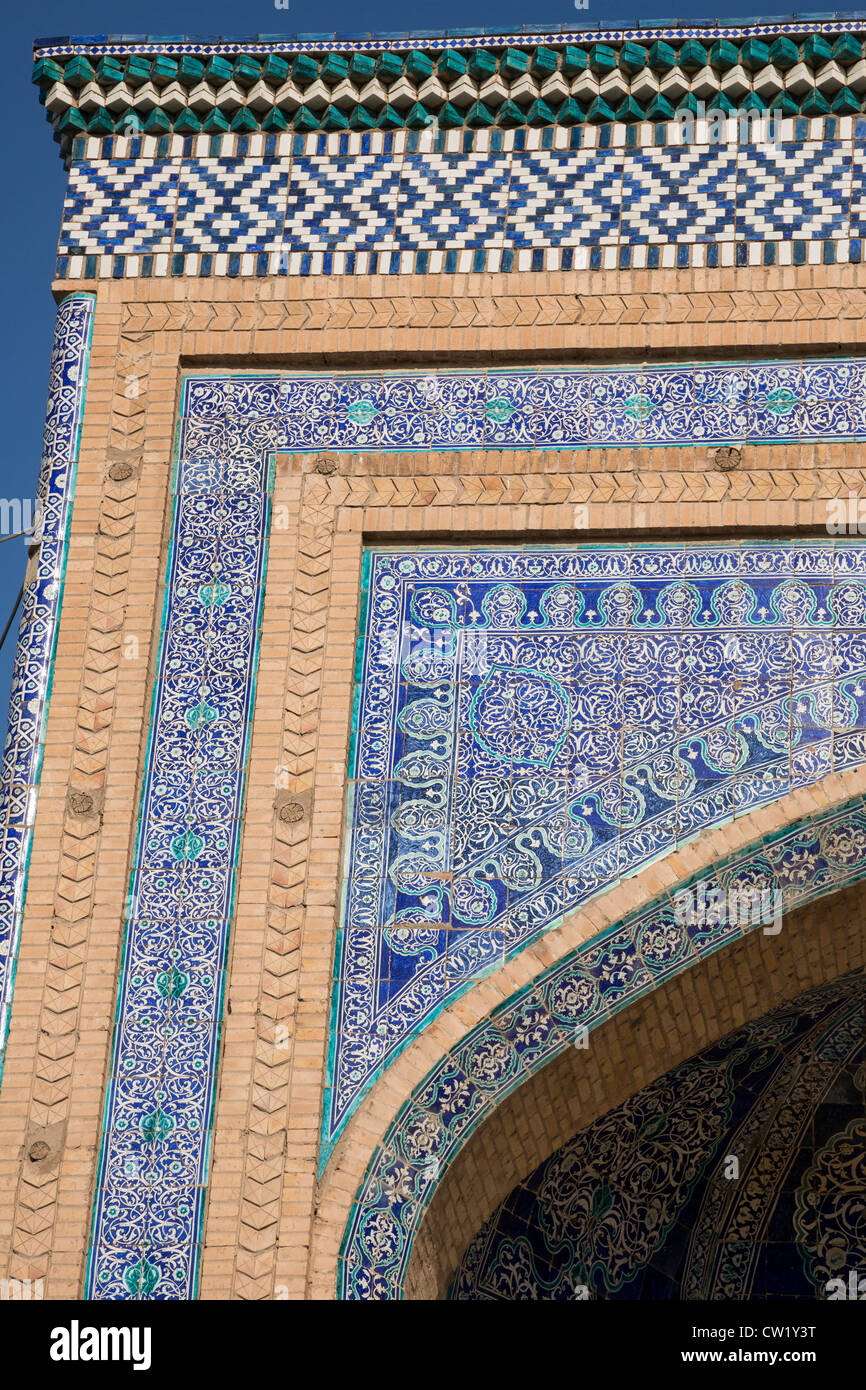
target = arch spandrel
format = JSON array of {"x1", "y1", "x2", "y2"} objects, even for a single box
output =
[
  {"x1": 327, "y1": 541, "x2": 866, "y2": 1150},
  {"x1": 320, "y1": 770, "x2": 866, "y2": 1299}
]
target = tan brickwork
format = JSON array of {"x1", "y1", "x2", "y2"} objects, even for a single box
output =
[{"x1": 0, "y1": 261, "x2": 863, "y2": 1297}]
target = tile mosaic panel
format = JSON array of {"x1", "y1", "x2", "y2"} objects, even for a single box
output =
[
  {"x1": 329, "y1": 542, "x2": 866, "y2": 1151},
  {"x1": 84, "y1": 379, "x2": 273, "y2": 1300},
  {"x1": 282, "y1": 360, "x2": 866, "y2": 452},
  {"x1": 54, "y1": 124, "x2": 866, "y2": 279},
  {"x1": 173, "y1": 160, "x2": 290, "y2": 255},
  {"x1": 78, "y1": 359, "x2": 866, "y2": 1298},
  {"x1": 338, "y1": 798, "x2": 866, "y2": 1299},
  {"x1": 0, "y1": 292, "x2": 94, "y2": 1067}
]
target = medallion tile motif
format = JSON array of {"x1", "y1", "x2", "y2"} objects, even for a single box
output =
[{"x1": 0, "y1": 293, "x2": 94, "y2": 1068}]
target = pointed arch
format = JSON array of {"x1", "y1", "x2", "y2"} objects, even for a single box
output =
[{"x1": 311, "y1": 767, "x2": 866, "y2": 1298}]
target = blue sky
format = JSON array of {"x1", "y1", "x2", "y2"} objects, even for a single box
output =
[{"x1": 0, "y1": 0, "x2": 788, "y2": 735}]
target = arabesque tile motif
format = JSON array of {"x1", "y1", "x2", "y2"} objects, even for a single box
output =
[
  {"x1": 71, "y1": 360, "x2": 866, "y2": 1298},
  {"x1": 329, "y1": 540, "x2": 866, "y2": 1148},
  {"x1": 449, "y1": 970, "x2": 865, "y2": 1300},
  {"x1": 85, "y1": 377, "x2": 272, "y2": 1299}
]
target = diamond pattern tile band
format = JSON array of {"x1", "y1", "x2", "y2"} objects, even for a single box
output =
[{"x1": 54, "y1": 123, "x2": 866, "y2": 279}]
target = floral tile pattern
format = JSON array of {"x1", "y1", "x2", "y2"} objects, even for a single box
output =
[
  {"x1": 329, "y1": 542, "x2": 866, "y2": 1150},
  {"x1": 339, "y1": 804, "x2": 866, "y2": 1299},
  {"x1": 65, "y1": 358, "x2": 866, "y2": 1299},
  {"x1": 85, "y1": 378, "x2": 272, "y2": 1300}
]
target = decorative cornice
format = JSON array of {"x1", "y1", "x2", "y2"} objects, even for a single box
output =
[
  {"x1": 30, "y1": 16, "x2": 866, "y2": 58},
  {"x1": 31, "y1": 20, "x2": 866, "y2": 155}
]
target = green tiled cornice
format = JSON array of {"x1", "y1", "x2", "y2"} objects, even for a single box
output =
[{"x1": 32, "y1": 20, "x2": 866, "y2": 152}]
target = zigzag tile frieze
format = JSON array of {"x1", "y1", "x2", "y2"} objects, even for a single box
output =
[
  {"x1": 34, "y1": 24, "x2": 866, "y2": 161},
  {"x1": 51, "y1": 121, "x2": 866, "y2": 280},
  {"x1": 232, "y1": 473, "x2": 335, "y2": 1300}
]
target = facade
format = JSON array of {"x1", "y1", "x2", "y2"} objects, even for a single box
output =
[{"x1": 0, "y1": 15, "x2": 864, "y2": 1301}]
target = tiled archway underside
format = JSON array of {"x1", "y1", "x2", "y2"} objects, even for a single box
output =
[
  {"x1": 449, "y1": 969, "x2": 865, "y2": 1300},
  {"x1": 338, "y1": 791, "x2": 866, "y2": 1299}
]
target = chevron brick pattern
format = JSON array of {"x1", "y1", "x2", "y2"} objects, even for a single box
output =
[
  {"x1": 229, "y1": 474, "x2": 337, "y2": 1300},
  {"x1": 119, "y1": 284, "x2": 866, "y2": 335},
  {"x1": 7, "y1": 464, "x2": 141, "y2": 1284},
  {"x1": 110, "y1": 332, "x2": 151, "y2": 453}
]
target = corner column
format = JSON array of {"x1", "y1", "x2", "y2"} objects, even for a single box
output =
[{"x1": 0, "y1": 292, "x2": 95, "y2": 1059}]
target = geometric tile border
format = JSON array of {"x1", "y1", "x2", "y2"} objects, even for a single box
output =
[
  {"x1": 0, "y1": 292, "x2": 94, "y2": 1074},
  {"x1": 337, "y1": 792, "x2": 866, "y2": 1298},
  {"x1": 54, "y1": 123, "x2": 866, "y2": 281}
]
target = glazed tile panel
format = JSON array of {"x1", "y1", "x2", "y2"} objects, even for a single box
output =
[
  {"x1": 54, "y1": 127, "x2": 866, "y2": 278},
  {"x1": 328, "y1": 541, "x2": 866, "y2": 1147},
  {"x1": 339, "y1": 798, "x2": 866, "y2": 1299},
  {"x1": 80, "y1": 360, "x2": 866, "y2": 1297},
  {"x1": 86, "y1": 379, "x2": 272, "y2": 1300},
  {"x1": 0, "y1": 293, "x2": 94, "y2": 1067},
  {"x1": 281, "y1": 360, "x2": 866, "y2": 451}
]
